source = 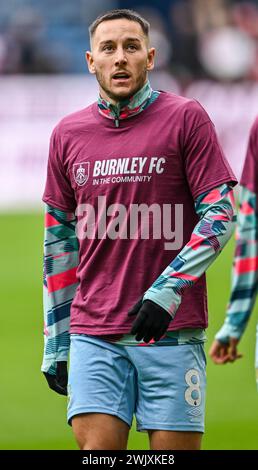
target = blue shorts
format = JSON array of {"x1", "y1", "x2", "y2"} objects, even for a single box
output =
[{"x1": 67, "y1": 334, "x2": 206, "y2": 433}]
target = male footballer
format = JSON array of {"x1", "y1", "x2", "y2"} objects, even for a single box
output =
[
  {"x1": 210, "y1": 117, "x2": 258, "y2": 385},
  {"x1": 42, "y1": 9, "x2": 237, "y2": 450}
]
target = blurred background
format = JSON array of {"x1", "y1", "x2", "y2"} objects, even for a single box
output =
[{"x1": 0, "y1": 0, "x2": 258, "y2": 449}]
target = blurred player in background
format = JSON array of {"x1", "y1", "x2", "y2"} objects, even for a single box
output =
[
  {"x1": 210, "y1": 117, "x2": 258, "y2": 386},
  {"x1": 42, "y1": 9, "x2": 237, "y2": 450}
]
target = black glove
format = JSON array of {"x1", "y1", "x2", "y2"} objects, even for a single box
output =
[
  {"x1": 128, "y1": 298, "x2": 172, "y2": 343},
  {"x1": 43, "y1": 361, "x2": 68, "y2": 396}
]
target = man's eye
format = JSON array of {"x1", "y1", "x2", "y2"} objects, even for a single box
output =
[
  {"x1": 103, "y1": 45, "x2": 114, "y2": 52},
  {"x1": 127, "y1": 44, "x2": 137, "y2": 50}
]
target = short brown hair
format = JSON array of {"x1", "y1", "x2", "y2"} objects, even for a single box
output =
[{"x1": 89, "y1": 9, "x2": 150, "y2": 40}]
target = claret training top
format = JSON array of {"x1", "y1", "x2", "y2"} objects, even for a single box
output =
[{"x1": 43, "y1": 91, "x2": 237, "y2": 335}]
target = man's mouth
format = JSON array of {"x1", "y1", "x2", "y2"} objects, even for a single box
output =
[{"x1": 112, "y1": 72, "x2": 131, "y2": 81}]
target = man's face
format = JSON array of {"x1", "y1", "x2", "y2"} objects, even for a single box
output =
[{"x1": 86, "y1": 19, "x2": 155, "y2": 104}]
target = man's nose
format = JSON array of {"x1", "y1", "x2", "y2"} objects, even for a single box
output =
[{"x1": 114, "y1": 48, "x2": 127, "y2": 66}]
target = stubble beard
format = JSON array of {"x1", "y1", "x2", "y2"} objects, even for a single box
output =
[{"x1": 96, "y1": 67, "x2": 148, "y2": 103}]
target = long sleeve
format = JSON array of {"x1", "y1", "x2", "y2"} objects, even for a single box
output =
[
  {"x1": 143, "y1": 183, "x2": 237, "y2": 317},
  {"x1": 41, "y1": 204, "x2": 79, "y2": 374},
  {"x1": 215, "y1": 185, "x2": 258, "y2": 343}
]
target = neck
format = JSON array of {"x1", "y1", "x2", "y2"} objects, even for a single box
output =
[
  {"x1": 100, "y1": 80, "x2": 149, "y2": 107},
  {"x1": 98, "y1": 80, "x2": 159, "y2": 123}
]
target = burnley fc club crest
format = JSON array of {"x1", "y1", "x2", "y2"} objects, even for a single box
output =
[{"x1": 73, "y1": 162, "x2": 90, "y2": 186}]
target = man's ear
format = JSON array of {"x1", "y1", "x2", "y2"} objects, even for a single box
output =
[
  {"x1": 86, "y1": 51, "x2": 95, "y2": 74},
  {"x1": 146, "y1": 47, "x2": 155, "y2": 72}
]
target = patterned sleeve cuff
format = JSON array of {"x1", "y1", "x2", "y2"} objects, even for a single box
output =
[
  {"x1": 41, "y1": 349, "x2": 69, "y2": 374},
  {"x1": 142, "y1": 288, "x2": 181, "y2": 318},
  {"x1": 215, "y1": 322, "x2": 244, "y2": 343}
]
